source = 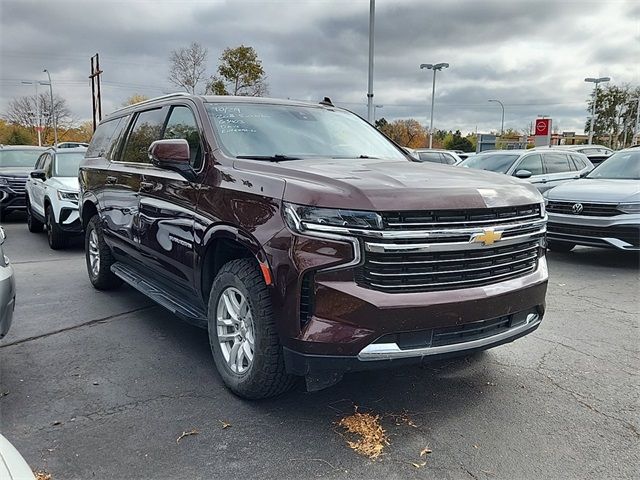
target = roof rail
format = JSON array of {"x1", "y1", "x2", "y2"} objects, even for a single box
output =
[{"x1": 109, "y1": 92, "x2": 193, "y2": 115}]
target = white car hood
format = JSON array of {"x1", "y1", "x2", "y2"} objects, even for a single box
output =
[
  {"x1": 48, "y1": 177, "x2": 79, "y2": 192},
  {"x1": 545, "y1": 178, "x2": 640, "y2": 203}
]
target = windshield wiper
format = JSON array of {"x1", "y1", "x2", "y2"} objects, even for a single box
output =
[
  {"x1": 331, "y1": 155, "x2": 381, "y2": 159},
  {"x1": 236, "y1": 154, "x2": 302, "y2": 162}
]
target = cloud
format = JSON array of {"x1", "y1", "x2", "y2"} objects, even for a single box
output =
[{"x1": 1, "y1": 0, "x2": 637, "y2": 134}]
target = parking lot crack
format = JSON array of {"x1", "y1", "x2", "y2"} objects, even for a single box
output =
[{"x1": 0, "y1": 305, "x2": 155, "y2": 348}]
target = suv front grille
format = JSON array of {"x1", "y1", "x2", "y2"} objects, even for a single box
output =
[
  {"x1": 2, "y1": 176, "x2": 27, "y2": 194},
  {"x1": 355, "y1": 204, "x2": 545, "y2": 293},
  {"x1": 547, "y1": 201, "x2": 620, "y2": 217},
  {"x1": 548, "y1": 223, "x2": 640, "y2": 247}
]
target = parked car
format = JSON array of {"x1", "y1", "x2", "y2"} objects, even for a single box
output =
[
  {"x1": 412, "y1": 148, "x2": 462, "y2": 165},
  {"x1": 0, "y1": 227, "x2": 16, "y2": 339},
  {"x1": 57, "y1": 141, "x2": 89, "y2": 149},
  {"x1": 544, "y1": 148, "x2": 640, "y2": 252},
  {"x1": 79, "y1": 93, "x2": 547, "y2": 399},
  {"x1": 25, "y1": 147, "x2": 86, "y2": 249},
  {"x1": 460, "y1": 148, "x2": 593, "y2": 192},
  {"x1": 564, "y1": 144, "x2": 613, "y2": 166},
  {"x1": 0, "y1": 145, "x2": 46, "y2": 221}
]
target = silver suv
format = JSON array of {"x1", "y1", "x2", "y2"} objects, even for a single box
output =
[{"x1": 460, "y1": 149, "x2": 593, "y2": 192}]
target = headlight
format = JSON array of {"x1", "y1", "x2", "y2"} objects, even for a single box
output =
[
  {"x1": 57, "y1": 190, "x2": 79, "y2": 202},
  {"x1": 617, "y1": 202, "x2": 640, "y2": 214},
  {"x1": 541, "y1": 200, "x2": 547, "y2": 215},
  {"x1": 0, "y1": 177, "x2": 8, "y2": 186},
  {"x1": 283, "y1": 202, "x2": 382, "y2": 234}
]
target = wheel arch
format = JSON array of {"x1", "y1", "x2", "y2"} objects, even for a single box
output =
[{"x1": 80, "y1": 197, "x2": 99, "y2": 230}]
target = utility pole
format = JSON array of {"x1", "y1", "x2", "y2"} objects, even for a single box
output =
[
  {"x1": 488, "y1": 99, "x2": 505, "y2": 135},
  {"x1": 22, "y1": 81, "x2": 42, "y2": 146},
  {"x1": 634, "y1": 96, "x2": 640, "y2": 146},
  {"x1": 366, "y1": 0, "x2": 375, "y2": 124},
  {"x1": 89, "y1": 53, "x2": 103, "y2": 131},
  {"x1": 420, "y1": 62, "x2": 449, "y2": 148},
  {"x1": 43, "y1": 69, "x2": 58, "y2": 147},
  {"x1": 584, "y1": 76, "x2": 610, "y2": 145}
]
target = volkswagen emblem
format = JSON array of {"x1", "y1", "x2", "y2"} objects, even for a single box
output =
[{"x1": 571, "y1": 203, "x2": 584, "y2": 214}]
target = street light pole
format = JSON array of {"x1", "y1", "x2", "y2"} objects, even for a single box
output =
[
  {"x1": 22, "y1": 81, "x2": 42, "y2": 147},
  {"x1": 488, "y1": 99, "x2": 505, "y2": 135},
  {"x1": 43, "y1": 69, "x2": 58, "y2": 146},
  {"x1": 420, "y1": 62, "x2": 449, "y2": 149},
  {"x1": 366, "y1": 0, "x2": 375, "y2": 124},
  {"x1": 584, "y1": 76, "x2": 610, "y2": 145}
]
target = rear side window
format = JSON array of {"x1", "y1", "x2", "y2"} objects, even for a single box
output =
[
  {"x1": 121, "y1": 108, "x2": 167, "y2": 164},
  {"x1": 418, "y1": 151, "x2": 442, "y2": 163},
  {"x1": 441, "y1": 153, "x2": 457, "y2": 165},
  {"x1": 86, "y1": 116, "x2": 128, "y2": 159},
  {"x1": 544, "y1": 153, "x2": 571, "y2": 173},
  {"x1": 163, "y1": 105, "x2": 203, "y2": 169},
  {"x1": 570, "y1": 154, "x2": 586, "y2": 170},
  {"x1": 516, "y1": 154, "x2": 543, "y2": 175}
]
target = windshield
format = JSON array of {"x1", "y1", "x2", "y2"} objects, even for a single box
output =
[
  {"x1": 587, "y1": 150, "x2": 640, "y2": 180},
  {"x1": 0, "y1": 149, "x2": 44, "y2": 168},
  {"x1": 461, "y1": 153, "x2": 520, "y2": 174},
  {"x1": 205, "y1": 103, "x2": 407, "y2": 160},
  {"x1": 54, "y1": 152, "x2": 85, "y2": 177}
]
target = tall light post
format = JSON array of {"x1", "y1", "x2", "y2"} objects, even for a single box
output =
[
  {"x1": 374, "y1": 104, "x2": 383, "y2": 123},
  {"x1": 488, "y1": 99, "x2": 505, "y2": 136},
  {"x1": 366, "y1": 0, "x2": 376, "y2": 124},
  {"x1": 584, "y1": 76, "x2": 610, "y2": 145},
  {"x1": 43, "y1": 69, "x2": 58, "y2": 146},
  {"x1": 420, "y1": 62, "x2": 449, "y2": 148},
  {"x1": 21, "y1": 80, "x2": 42, "y2": 147}
]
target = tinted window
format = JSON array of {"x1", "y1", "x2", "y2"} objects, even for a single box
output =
[
  {"x1": 0, "y1": 149, "x2": 44, "y2": 168},
  {"x1": 54, "y1": 152, "x2": 86, "y2": 177},
  {"x1": 516, "y1": 154, "x2": 543, "y2": 175},
  {"x1": 544, "y1": 153, "x2": 571, "y2": 173},
  {"x1": 587, "y1": 150, "x2": 640, "y2": 180},
  {"x1": 42, "y1": 154, "x2": 53, "y2": 178},
  {"x1": 570, "y1": 154, "x2": 586, "y2": 170},
  {"x1": 86, "y1": 116, "x2": 127, "y2": 159},
  {"x1": 418, "y1": 151, "x2": 443, "y2": 163},
  {"x1": 121, "y1": 108, "x2": 167, "y2": 164},
  {"x1": 462, "y1": 153, "x2": 520, "y2": 174},
  {"x1": 35, "y1": 153, "x2": 47, "y2": 170},
  {"x1": 441, "y1": 153, "x2": 457, "y2": 165},
  {"x1": 163, "y1": 105, "x2": 202, "y2": 169}
]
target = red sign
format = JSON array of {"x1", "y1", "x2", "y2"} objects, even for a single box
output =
[
  {"x1": 35, "y1": 126, "x2": 45, "y2": 133},
  {"x1": 535, "y1": 119, "x2": 551, "y2": 136}
]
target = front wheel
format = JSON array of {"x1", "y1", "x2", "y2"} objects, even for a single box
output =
[
  {"x1": 85, "y1": 214, "x2": 122, "y2": 290},
  {"x1": 207, "y1": 258, "x2": 296, "y2": 399},
  {"x1": 547, "y1": 240, "x2": 575, "y2": 253},
  {"x1": 46, "y1": 205, "x2": 67, "y2": 249},
  {"x1": 26, "y1": 199, "x2": 44, "y2": 233}
]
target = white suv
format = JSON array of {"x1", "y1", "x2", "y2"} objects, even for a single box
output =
[{"x1": 26, "y1": 147, "x2": 86, "y2": 249}]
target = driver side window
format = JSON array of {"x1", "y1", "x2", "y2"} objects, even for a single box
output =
[{"x1": 163, "y1": 105, "x2": 203, "y2": 169}]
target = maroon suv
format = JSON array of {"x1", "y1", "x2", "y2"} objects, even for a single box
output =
[{"x1": 79, "y1": 94, "x2": 548, "y2": 398}]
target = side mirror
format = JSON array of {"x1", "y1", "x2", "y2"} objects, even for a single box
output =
[
  {"x1": 515, "y1": 169, "x2": 532, "y2": 179},
  {"x1": 148, "y1": 139, "x2": 195, "y2": 181},
  {"x1": 30, "y1": 169, "x2": 46, "y2": 180}
]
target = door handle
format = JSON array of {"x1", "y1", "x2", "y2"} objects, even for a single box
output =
[
  {"x1": 105, "y1": 176, "x2": 117, "y2": 184},
  {"x1": 540, "y1": 178, "x2": 547, "y2": 183},
  {"x1": 140, "y1": 181, "x2": 157, "y2": 192}
]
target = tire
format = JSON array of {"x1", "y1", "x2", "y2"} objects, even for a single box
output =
[
  {"x1": 46, "y1": 205, "x2": 67, "y2": 249},
  {"x1": 207, "y1": 258, "x2": 296, "y2": 399},
  {"x1": 26, "y1": 198, "x2": 44, "y2": 233},
  {"x1": 547, "y1": 240, "x2": 575, "y2": 253},
  {"x1": 85, "y1": 214, "x2": 122, "y2": 290}
]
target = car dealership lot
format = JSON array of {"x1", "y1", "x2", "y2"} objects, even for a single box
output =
[{"x1": 0, "y1": 218, "x2": 638, "y2": 480}]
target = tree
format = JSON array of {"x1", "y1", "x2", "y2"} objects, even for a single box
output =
[
  {"x1": 374, "y1": 117, "x2": 388, "y2": 130},
  {"x1": 206, "y1": 45, "x2": 268, "y2": 96},
  {"x1": 3, "y1": 93, "x2": 73, "y2": 145},
  {"x1": 585, "y1": 84, "x2": 640, "y2": 148},
  {"x1": 379, "y1": 119, "x2": 427, "y2": 148},
  {"x1": 168, "y1": 42, "x2": 208, "y2": 94},
  {"x1": 444, "y1": 132, "x2": 473, "y2": 152},
  {"x1": 122, "y1": 94, "x2": 149, "y2": 106}
]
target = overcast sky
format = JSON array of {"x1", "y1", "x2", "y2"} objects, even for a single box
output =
[{"x1": 1, "y1": 0, "x2": 638, "y2": 135}]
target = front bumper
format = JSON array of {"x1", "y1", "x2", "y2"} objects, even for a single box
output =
[
  {"x1": 58, "y1": 206, "x2": 82, "y2": 233},
  {"x1": 547, "y1": 212, "x2": 640, "y2": 250},
  {"x1": 0, "y1": 188, "x2": 26, "y2": 213}
]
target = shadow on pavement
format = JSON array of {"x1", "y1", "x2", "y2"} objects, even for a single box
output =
[{"x1": 547, "y1": 246, "x2": 640, "y2": 270}]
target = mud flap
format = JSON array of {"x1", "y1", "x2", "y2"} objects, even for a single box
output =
[{"x1": 305, "y1": 371, "x2": 344, "y2": 392}]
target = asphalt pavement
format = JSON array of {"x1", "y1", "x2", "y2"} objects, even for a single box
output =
[{"x1": 1, "y1": 215, "x2": 638, "y2": 479}]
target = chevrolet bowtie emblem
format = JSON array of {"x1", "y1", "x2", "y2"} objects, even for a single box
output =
[{"x1": 471, "y1": 228, "x2": 503, "y2": 246}]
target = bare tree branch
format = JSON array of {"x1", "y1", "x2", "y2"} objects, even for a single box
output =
[{"x1": 168, "y1": 42, "x2": 208, "y2": 94}]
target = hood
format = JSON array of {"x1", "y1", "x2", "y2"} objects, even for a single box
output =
[
  {"x1": 234, "y1": 158, "x2": 542, "y2": 211},
  {"x1": 49, "y1": 177, "x2": 79, "y2": 191},
  {"x1": 0, "y1": 167, "x2": 31, "y2": 177},
  {"x1": 545, "y1": 178, "x2": 640, "y2": 203}
]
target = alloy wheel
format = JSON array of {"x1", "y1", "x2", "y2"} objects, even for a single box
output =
[
  {"x1": 216, "y1": 287, "x2": 255, "y2": 374},
  {"x1": 88, "y1": 229, "x2": 100, "y2": 277}
]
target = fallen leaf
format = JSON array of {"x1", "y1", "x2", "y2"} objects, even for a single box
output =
[
  {"x1": 486, "y1": 382, "x2": 496, "y2": 386},
  {"x1": 338, "y1": 411, "x2": 389, "y2": 459},
  {"x1": 420, "y1": 446, "x2": 432, "y2": 457},
  {"x1": 412, "y1": 462, "x2": 427, "y2": 468},
  {"x1": 176, "y1": 428, "x2": 199, "y2": 444},
  {"x1": 473, "y1": 444, "x2": 479, "y2": 449},
  {"x1": 33, "y1": 471, "x2": 52, "y2": 480},
  {"x1": 219, "y1": 420, "x2": 231, "y2": 429},
  {"x1": 0, "y1": 391, "x2": 9, "y2": 398},
  {"x1": 52, "y1": 421, "x2": 62, "y2": 426}
]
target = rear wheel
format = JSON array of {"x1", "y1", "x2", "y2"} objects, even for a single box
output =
[
  {"x1": 547, "y1": 240, "x2": 575, "y2": 253},
  {"x1": 85, "y1": 214, "x2": 122, "y2": 290},
  {"x1": 46, "y1": 205, "x2": 67, "y2": 249},
  {"x1": 26, "y1": 198, "x2": 44, "y2": 233},
  {"x1": 207, "y1": 258, "x2": 296, "y2": 399}
]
